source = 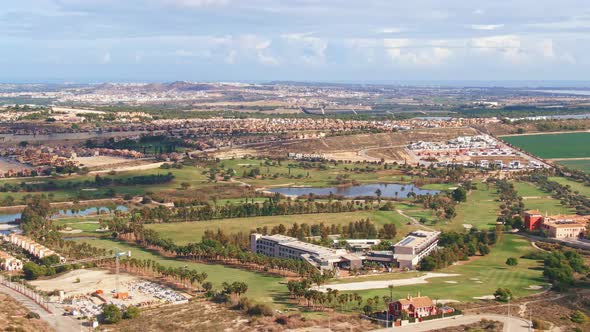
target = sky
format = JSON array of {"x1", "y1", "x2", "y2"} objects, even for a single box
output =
[{"x1": 2, "y1": 0, "x2": 590, "y2": 83}]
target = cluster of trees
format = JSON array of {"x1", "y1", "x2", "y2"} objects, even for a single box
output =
[
  {"x1": 20, "y1": 195, "x2": 55, "y2": 240},
  {"x1": 287, "y1": 280, "x2": 368, "y2": 311},
  {"x1": 0, "y1": 173, "x2": 174, "y2": 196},
  {"x1": 419, "y1": 230, "x2": 496, "y2": 271},
  {"x1": 541, "y1": 250, "x2": 588, "y2": 290},
  {"x1": 259, "y1": 219, "x2": 384, "y2": 241},
  {"x1": 524, "y1": 173, "x2": 590, "y2": 216},
  {"x1": 101, "y1": 304, "x2": 140, "y2": 324},
  {"x1": 130, "y1": 196, "x2": 372, "y2": 224},
  {"x1": 121, "y1": 226, "x2": 318, "y2": 277},
  {"x1": 116, "y1": 257, "x2": 208, "y2": 291},
  {"x1": 494, "y1": 179, "x2": 525, "y2": 229}
]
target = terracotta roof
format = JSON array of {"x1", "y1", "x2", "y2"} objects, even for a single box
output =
[
  {"x1": 525, "y1": 210, "x2": 542, "y2": 215},
  {"x1": 546, "y1": 223, "x2": 586, "y2": 229},
  {"x1": 398, "y1": 296, "x2": 433, "y2": 308}
]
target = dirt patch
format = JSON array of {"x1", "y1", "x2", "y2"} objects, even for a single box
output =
[
  {"x1": 0, "y1": 292, "x2": 52, "y2": 332},
  {"x1": 430, "y1": 319, "x2": 503, "y2": 332}
]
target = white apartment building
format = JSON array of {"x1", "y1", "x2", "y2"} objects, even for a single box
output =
[{"x1": 0, "y1": 250, "x2": 23, "y2": 271}]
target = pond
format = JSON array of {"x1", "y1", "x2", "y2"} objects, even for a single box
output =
[
  {"x1": 267, "y1": 183, "x2": 440, "y2": 198},
  {"x1": 0, "y1": 205, "x2": 128, "y2": 224}
]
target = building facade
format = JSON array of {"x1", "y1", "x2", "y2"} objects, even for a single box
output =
[{"x1": 393, "y1": 231, "x2": 440, "y2": 269}]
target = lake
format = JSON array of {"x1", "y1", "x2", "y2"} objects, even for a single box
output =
[{"x1": 267, "y1": 183, "x2": 440, "y2": 198}]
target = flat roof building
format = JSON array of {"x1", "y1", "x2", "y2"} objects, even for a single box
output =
[
  {"x1": 0, "y1": 250, "x2": 22, "y2": 271},
  {"x1": 250, "y1": 234, "x2": 362, "y2": 272},
  {"x1": 393, "y1": 231, "x2": 440, "y2": 269}
]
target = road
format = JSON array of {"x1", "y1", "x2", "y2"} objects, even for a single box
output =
[
  {"x1": 0, "y1": 283, "x2": 83, "y2": 332},
  {"x1": 371, "y1": 314, "x2": 531, "y2": 332}
]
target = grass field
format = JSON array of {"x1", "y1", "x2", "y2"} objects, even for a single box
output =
[
  {"x1": 339, "y1": 234, "x2": 546, "y2": 303},
  {"x1": 513, "y1": 182, "x2": 550, "y2": 197},
  {"x1": 146, "y1": 210, "x2": 422, "y2": 245},
  {"x1": 502, "y1": 132, "x2": 590, "y2": 159},
  {"x1": 556, "y1": 159, "x2": 590, "y2": 174},
  {"x1": 549, "y1": 177, "x2": 590, "y2": 198},
  {"x1": 437, "y1": 182, "x2": 500, "y2": 231},
  {"x1": 74, "y1": 237, "x2": 289, "y2": 307}
]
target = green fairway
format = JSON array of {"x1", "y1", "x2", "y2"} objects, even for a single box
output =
[
  {"x1": 513, "y1": 182, "x2": 551, "y2": 197},
  {"x1": 440, "y1": 182, "x2": 500, "y2": 231},
  {"x1": 502, "y1": 133, "x2": 590, "y2": 159},
  {"x1": 74, "y1": 237, "x2": 288, "y2": 307},
  {"x1": 146, "y1": 210, "x2": 421, "y2": 245},
  {"x1": 338, "y1": 234, "x2": 546, "y2": 303},
  {"x1": 556, "y1": 159, "x2": 590, "y2": 174},
  {"x1": 523, "y1": 196, "x2": 574, "y2": 215},
  {"x1": 549, "y1": 176, "x2": 590, "y2": 197}
]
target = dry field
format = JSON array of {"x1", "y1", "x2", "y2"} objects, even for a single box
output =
[
  {"x1": 74, "y1": 156, "x2": 136, "y2": 168},
  {"x1": 257, "y1": 127, "x2": 478, "y2": 162},
  {"x1": 0, "y1": 292, "x2": 52, "y2": 332}
]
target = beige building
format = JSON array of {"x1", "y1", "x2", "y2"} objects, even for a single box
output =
[
  {"x1": 542, "y1": 222, "x2": 586, "y2": 239},
  {"x1": 0, "y1": 250, "x2": 23, "y2": 271},
  {"x1": 3, "y1": 234, "x2": 65, "y2": 263}
]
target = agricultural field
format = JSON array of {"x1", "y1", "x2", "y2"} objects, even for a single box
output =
[
  {"x1": 145, "y1": 209, "x2": 422, "y2": 245},
  {"x1": 556, "y1": 159, "x2": 590, "y2": 174},
  {"x1": 74, "y1": 238, "x2": 289, "y2": 307},
  {"x1": 502, "y1": 132, "x2": 590, "y2": 159},
  {"x1": 336, "y1": 234, "x2": 546, "y2": 303}
]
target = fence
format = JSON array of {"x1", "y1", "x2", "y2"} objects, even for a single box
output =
[{"x1": 0, "y1": 275, "x2": 51, "y2": 313}]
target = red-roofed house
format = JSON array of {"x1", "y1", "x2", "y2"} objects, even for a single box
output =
[
  {"x1": 524, "y1": 210, "x2": 543, "y2": 231},
  {"x1": 389, "y1": 294, "x2": 437, "y2": 319}
]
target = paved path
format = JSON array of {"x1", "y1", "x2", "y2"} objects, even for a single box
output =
[
  {"x1": 0, "y1": 283, "x2": 83, "y2": 332},
  {"x1": 372, "y1": 314, "x2": 531, "y2": 332}
]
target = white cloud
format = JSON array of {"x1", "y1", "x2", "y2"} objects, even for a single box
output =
[
  {"x1": 159, "y1": 0, "x2": 230, "y2": 7},
  {"x1": 375, "y1": 27, "x2": 405, "y2": 34},
  {"x1": 469, "y1": 35, "x2": 524, "y2": 62},
  {"x1": 101, "y1": 52, "x2": 111, "y2": 64},
  {"x1": 282, "y1": 33, "x2": 327, "y2": 65},
  {"x1": 470, "y1": 24, "x2": 504, "y2": 31},
  {"x1": 238, "y1": 35, "x2": 279, "y2": 65},
  {"x1": 383, "y1": 38, "x2": 452, "y2": 66}
]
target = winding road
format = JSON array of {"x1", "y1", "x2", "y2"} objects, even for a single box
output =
[{"x1": 371, "y1": 314, "x2": 531, "y2": 332}]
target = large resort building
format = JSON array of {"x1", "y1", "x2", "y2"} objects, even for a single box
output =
[
  {"x1": 393, "y1": 231, "x2": 440, "y2": 269},
  {"x1": 250, "y1": 234, "x2": 362, "y2": 272},
  {"x1": 250, "y1": 230, "x2": 440, "y2": 272},
  {"x1": 524, "y1": 210, "x2": 589, "y2": 239}
]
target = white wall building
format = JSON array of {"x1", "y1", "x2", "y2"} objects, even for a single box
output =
[{"x1": 393, "y1": 231, "x2": 440, "y2": 269}]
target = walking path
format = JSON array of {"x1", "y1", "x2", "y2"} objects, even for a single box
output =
[
  {"x1": 0, "y1": 283, "x2": 82, "y2": 332},
  {"x1": 371, "y1": 314, "x2": 531, "y2": 332},
  {"x1": 396, "y1": 209, "x2": 435, "y2": 231}
]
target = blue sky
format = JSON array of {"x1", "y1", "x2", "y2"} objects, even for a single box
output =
[{"x1": 2, "y1": 0, "x2": 590, "y2": 83}]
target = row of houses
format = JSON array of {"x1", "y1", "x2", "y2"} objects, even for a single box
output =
[
  {"x1": 250, "y1": 230, "x2": 440, "y2": 272},
  {"x1": 524, "y1": 210, "x2": 590, "y2": 239},
  {"x1": 2, "y1": 234, "x2": 65, "y2": 263},
  {"x1": 0, "y1": 250, "x2": 23, "y2": 271}
]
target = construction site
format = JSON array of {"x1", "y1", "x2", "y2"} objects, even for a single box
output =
[{"x1": 30, "y1": 269, "x2": 189, "y2": 319}]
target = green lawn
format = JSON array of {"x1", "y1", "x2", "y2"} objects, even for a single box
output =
[
  {"x1": 74, "y1": 237, "x2": 289, "y2": 307},
  {"x1": 549, "y1": 176, "x2": 590, "y2": 197},
  {"x1": 146, "y1": 210, "x2": 421, "y2": 245},
  {"x1": 502, "y1": 133, "x2": 590, "y2": 159},
  {"x1": 340, "y1": 234, "x2": 546, "y2": 303},
  {"x1": 556, "y1": 159, "x2": 590, "y2": 174}
]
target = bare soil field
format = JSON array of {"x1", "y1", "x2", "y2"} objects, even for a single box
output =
[
  {"x1": 74, "y1": 155, "x2": 135, "y2": 168},
  {"x1": 258, "y1": 127, "x2": 478, "y2": 159},
  {"x1": 0, "y1": 292, "x2": 53, "y2": 332},
  {"x1": 365, "y1": 146, "x2": 415, "y2": 161}
]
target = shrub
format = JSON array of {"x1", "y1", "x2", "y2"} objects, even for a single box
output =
[
  {"x1": 246, "y1": 304, "x2": 273, "y2": 316},
  {"x1": 123, "y1": 306, "x2": 140, "y2": 319},
  {"x1": 570, "y1": 311, "x2": 588, "y2": 324},
  {"x1": 25, "y1": 312, "x2": 40, "y2": 319},
  {"x1": 102, "y1": 304, "x2": 123, "y2": 324},
  {"x1": 532, "y1": 319, "x2": 550, "y2": 330},
  {"x1": 494, "y1": 288, "x2": 512, "y2": 302},
  {"x1": 506, "y1": 257, "x2": 518, "y2": 266}
]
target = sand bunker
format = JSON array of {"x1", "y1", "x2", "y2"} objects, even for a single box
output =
[
  {"x1": 444, "y1": 281, "x2": 458, "y2": 284},
  {"x1": 526, "y1": 285, "x2": 543, "y2": 290},
  {"x1": 473, "y1": 295, "x2": 496, "y2": 300},
  {"x1": 319, "y1": 272, "x2": 460, "y2": 292}
]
